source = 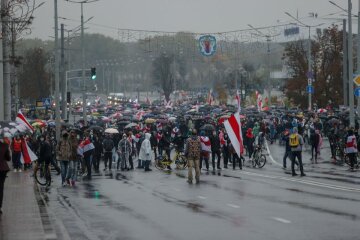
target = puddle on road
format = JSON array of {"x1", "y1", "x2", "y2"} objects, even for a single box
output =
[
  {"x1": 186, "y1": 202, "x2": 204, "y2": 213},
  {"x1": 82, "y1": 183, "x2": 104, "y2": 200}
]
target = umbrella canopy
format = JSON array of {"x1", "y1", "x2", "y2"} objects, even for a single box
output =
[
  {"x1": 200, "y1": 124, "x2": 216, "y2": 131},
  {"x1": 124, "y1": 123, "x2": 138, "y2": 129},
  {"x1": 168, "y1": 116, "x2": 177, "y2": 122},
  {"x1": 105, "y1": 128, "x2": 119, "y2": 134},
  {"x1": 88, "y1": 125, "x2": 103, "y2": 131},
  {"x1": 317, "y1": 108, "x2": 327, "y2": 114},
  {"x1": 145, "y1": 118, "x2": 156, "y2": 124}
]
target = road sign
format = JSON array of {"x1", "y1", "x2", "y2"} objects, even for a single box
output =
[
  {"x1": 353, "y1": 74, "x2": 360, "y2": 86},
  {"x1": 354, "y1": 88, "x2": 360, "y2": 97},
  {"x1": 308, "y1": 78, "x2": 312, "y2": 85},
  {"x1": 306, "y1": 71, "x2": 314, "y2": 79},
  {"x1": 42, "y1": 98, "x2": 51, "y2": 106},
  {"x1": 306, "y1": 85, "x2": 314, "y2": 94}
]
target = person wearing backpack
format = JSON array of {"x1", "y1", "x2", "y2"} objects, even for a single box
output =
[
  {"x1": 184, "y1": 129, "x2": 201, "y2": 184},
  {"x1": 289, "y1": 127, "x2": 306, "y2": 176},
  {"x1": 102, "y1": 134, "x2": 114, "y2": 171}
]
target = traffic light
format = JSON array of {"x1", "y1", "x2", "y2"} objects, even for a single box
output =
[
  {"x1": 66, "y1": 92, "x2": 71, "y2": 104},
  {"x1": 91, "y1": 67, "x2": 96, "y2": 80}
]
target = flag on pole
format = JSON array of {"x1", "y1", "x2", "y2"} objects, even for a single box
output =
[
  {"x1": 235, "y1": 90, "x2": 241, "y2": 113},
  {"x1": 223, "y1": 113, "x2": 244, "y2": 158},
  {"x1": 255, "y1": 91, "x2": 263, "y2": 112},
  {"x1": 16, "y1": 110, "x2": 34, "y2": 133},
  {"x1": 207, "y1": 89, "x2": 214, "y2": 105},
  {"x1": 20, "y1": 140, "x2": 38, "y2": 164}
]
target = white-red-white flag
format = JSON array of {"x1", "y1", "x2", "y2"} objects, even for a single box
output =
[
  {"x1": 16, "y1": 110, "x2": 34, "y2": 133},
  {"x1": 207, "y1": 89, "x2": 214, "y2": 105},
  {"x1": 200, "y1": 136, "x2": 212, "y2": 152},
  {"x1": 235, "y1": 90, "x2": 241, "y2": 113},
  {"x1": 223, "y1": 113, "x2": 244, "y2": 158},
  {"x1": 257, "y1": 93, "x2": 263, "y2": 112}
]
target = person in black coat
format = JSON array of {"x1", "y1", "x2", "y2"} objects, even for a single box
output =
[
  {"x1": 0, "y1": 135, "x2": 11, "y2": 214},
  {"x1": 92, "y1": 134, "x2": 103, "y2": 173},
  {"x1": 210, "y1": 131, "x2": 221, "y2": 170},
  {"x1": 310, "y1": 129, "x2": 321, "y2": 163}
]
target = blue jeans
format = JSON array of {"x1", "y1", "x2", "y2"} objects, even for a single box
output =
[
  {"x1": 67, "y1": 160, "x2": 77, "y2": 181},
  {"x1": 60, "y1": 161, "x2": 70, "y2": 184}
]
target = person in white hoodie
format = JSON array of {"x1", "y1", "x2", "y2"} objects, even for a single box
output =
[{"x1": 139, "y1": 133, "x2": 152, "y2": 171}]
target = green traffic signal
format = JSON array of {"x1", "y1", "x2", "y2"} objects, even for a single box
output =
[{"x1": 91, "y1": 67, "x2": 96, "y2": 80}]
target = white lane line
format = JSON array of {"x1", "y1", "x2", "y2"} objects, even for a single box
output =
[
  {"x1": 227, "y1": 203, "x2": 240, "y2": 209},
  {"x1": 272, "y1": 217, "x2": 291, "y2": 224},
  {"x1": 174, "y1": 188, "x2": 181, "y2": 192},
  {"x1": 197, "y1": 196, "x2": 207, "y2": 200},
  {"x1": 265, "y1": 141, "x2": 283, "y2": 167},
  {"x1": 241, "y1": 170, "x2": 360, "y2": 193}
]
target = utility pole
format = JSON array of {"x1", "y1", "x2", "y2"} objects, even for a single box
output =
[
  {"x1": 343, "y1": 19, "x2": 348, "y2": 106},
  {"x1": 61, "y1": 23, "x2": 67, "y2": 120},
  {"x1": 266, "y1": 37, "x2": 271, "y2": 106},
  {"x1": 307, "y1": 26, "x2": 312, "y2": 111},
  {"x1": 80, "y1": 2, "x2": 87, "y2": 126},
  {"x1": 54, "y1": 0, "x2": 61, "y2": 141},
  {"x1": 348, "y1": 0, "x2": 355, "y2": 127},
  {"x1": 10, "y1": 22, "x2": 18, "y2": 116},
  {"x1": 2, "y1": 0, "x2": 11, "y2": 121},
  {"x1": 357, "y1": 0, "x2": 360, "y2": 129},
  {"x1": 0, "y1": 0, "x2": 3, "y2": 121}
]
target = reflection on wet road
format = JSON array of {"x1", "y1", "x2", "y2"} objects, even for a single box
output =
[{"x1": 40, "y1": 140, "x2": 360, "y2": 240}]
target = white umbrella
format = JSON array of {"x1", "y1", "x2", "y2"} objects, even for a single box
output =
[
  {"x1": 168, "y1": 116, "x2": 177, "y2": 122},
  {"x1": 124, "y1": 123, "x2": 138, "y2": 129},
  {"x1": 105, "y1": 128, "x2": 119, "y2": 134}
]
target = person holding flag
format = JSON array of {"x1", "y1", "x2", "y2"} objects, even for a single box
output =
[{"x1": 223, "y1": 104, "x2": 245, "y2": 169}]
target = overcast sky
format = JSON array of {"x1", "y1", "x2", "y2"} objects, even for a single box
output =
[{"x1": 29, "y1": 0, "x2": 359, "y2": 40}]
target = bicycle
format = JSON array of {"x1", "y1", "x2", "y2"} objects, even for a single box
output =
[
  {"x1": 34, "y1": 161, "x2": 52, "y2": 186},
  {"x1": 155, "y1": 146, "x2": 188, "y2": 170},
  {"x1": 250, "y1": 146, "x2": 266, "y2": 168}
]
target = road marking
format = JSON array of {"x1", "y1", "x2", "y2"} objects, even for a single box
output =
[
  {"x1": 265, "y1": 141, "x2": 283, "y2": 167},
  {"x1": 241, "y1": 170, "x2": 360, "y2": 193},
  {"x1": 272, "y1": 217, "x2": 291, "y2": 224},
  {"x1": 174, "y1": 188, "x2": 181, "y2": 192},
  {"x1": 197, "y1": 196, "x2": 207, "y2": 199},
  {"x1": 227, "y1": 203, "x2": 240, "y2": 209}
]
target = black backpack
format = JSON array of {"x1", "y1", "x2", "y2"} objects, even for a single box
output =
[{"x1": 103, "y1": 139, "x2": 113, "y2": 152}]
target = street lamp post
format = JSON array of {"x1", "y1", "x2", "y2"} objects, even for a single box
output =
[{"x1": 65, "y1": 0, "x2": 98, "y2": 126}]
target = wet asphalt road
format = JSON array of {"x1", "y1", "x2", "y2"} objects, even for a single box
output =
[{"x1": 40, "y1": 140, "x2": 360, "y2": 240}]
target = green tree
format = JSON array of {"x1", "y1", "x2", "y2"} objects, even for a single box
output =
[
  {"x1": 18, "y1": 47, "x2": 51, "y2": 102},
  {"x1": 283, "y1": 25, "x2": 343, "y2": 108},
  {"x1": 152, "y1": 53, "x2": 174, "y2": 102}
]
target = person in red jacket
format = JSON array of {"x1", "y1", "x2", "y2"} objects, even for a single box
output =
[{"x1": 12, "y1": 135, "x2": 22, "y2": 172}]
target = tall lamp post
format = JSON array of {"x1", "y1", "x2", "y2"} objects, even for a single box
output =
[
  {"x1": 284, "y1": 12, "x2": 324, "y2": 111},
  {"x1": 65, "y1": 0, "x2": 98, "y2": 126}
]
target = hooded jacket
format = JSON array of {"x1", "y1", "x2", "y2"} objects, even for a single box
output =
[{"x1": 139, "y1": 133, "x2": 152, "y2": 161}]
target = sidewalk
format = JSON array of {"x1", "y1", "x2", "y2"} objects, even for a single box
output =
[{"x1": 0, "y1": 171, "x2": 56, "y2": 240}]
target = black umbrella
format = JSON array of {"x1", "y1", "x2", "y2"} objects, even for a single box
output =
[{"x1": 200, "y1": 124, "x2": 216, "y2": 131}]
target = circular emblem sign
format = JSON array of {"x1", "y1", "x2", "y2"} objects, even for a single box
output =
[{"x1": 199, "y1": 35, "x2": 217, "y2": 57}]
